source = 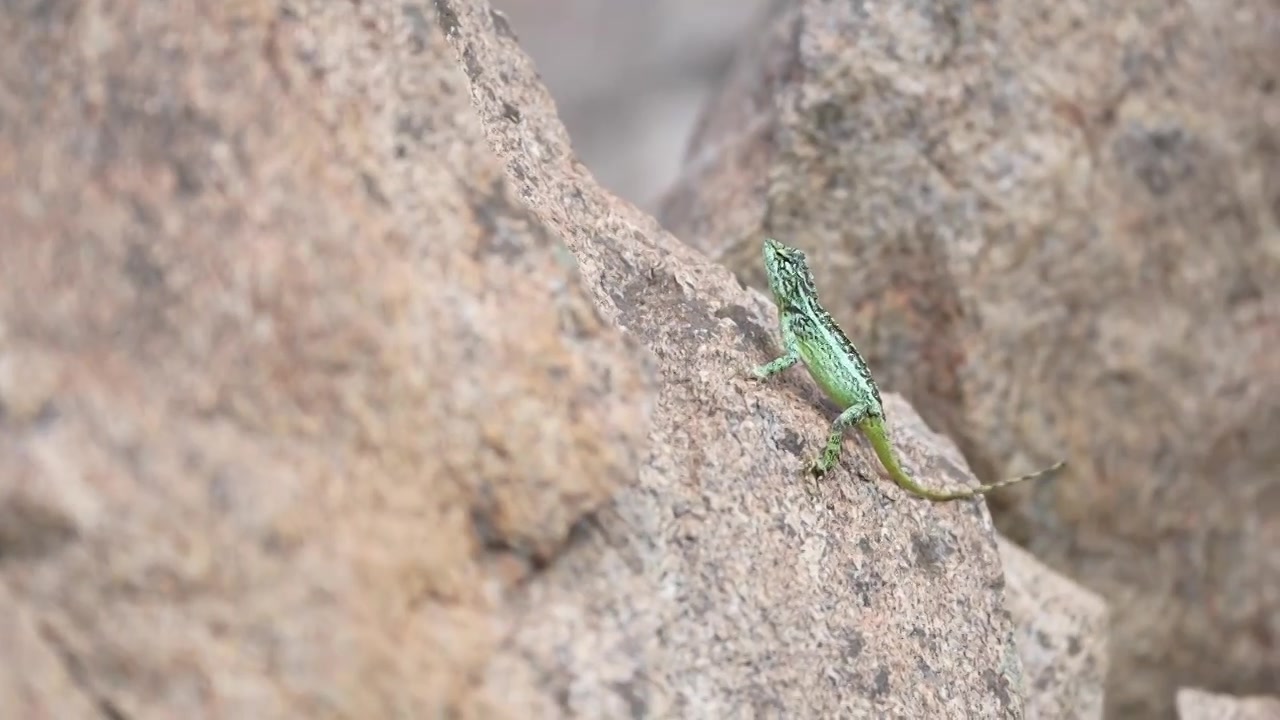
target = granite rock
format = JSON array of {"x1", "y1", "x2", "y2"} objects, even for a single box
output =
[
  {"x1": 0, "y1": 0, "x2": 652, "y2": 716},
  {"x1": 999, "y1": 537, "x2": 1108, "y2": 720},
  {"x1": 1, "y1": 0, "x2": 1124, "y2": 717},
  {"x1": 1177, "y1": 688, "x2": 1280, "y2": 720},
  {"x1": 660, "y1": 0, "x2": 1280, "y2": 716}
]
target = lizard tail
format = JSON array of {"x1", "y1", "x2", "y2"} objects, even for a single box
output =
[
  {"x1": 859, "y1": 415, "x2": 1064, "y2": 502},
  {"x1": 981, "y1": 459, "x2": 1067, "y2": 492}
]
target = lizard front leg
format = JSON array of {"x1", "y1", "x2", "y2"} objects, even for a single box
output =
[
  {"x1": 751, "y1": 352, "x2": 799, "y2": 380},
  {"x1": 750, "y1": 313, "x2": 801, "y2": 380}
]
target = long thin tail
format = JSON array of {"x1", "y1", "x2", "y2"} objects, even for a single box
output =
[
  {"x1": 976, "y1": 459, "x2": 1067, "y2": 493},
  {"x1": 859, "y1": 415, "x2": 1064, "y2": 502}
]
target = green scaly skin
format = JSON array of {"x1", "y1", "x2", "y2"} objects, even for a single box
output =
[{"x1": 749, "y1": 237, "x2": 1065, "y2": 501}]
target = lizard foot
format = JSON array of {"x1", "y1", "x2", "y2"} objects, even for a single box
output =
[
  {"x1": 806, "y1": 457, "x2": 832, "y2": 478},
  {"x1": 803, "y1": 459, "x2": 832, "y2": 498}
]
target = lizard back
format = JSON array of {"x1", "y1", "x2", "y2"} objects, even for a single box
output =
[
  {"x1": 792, "y1": 302, "x2": 884, "y2": 414},
  {"x1": 761, "y1": 237, "x2": 884, "y2": 414}
]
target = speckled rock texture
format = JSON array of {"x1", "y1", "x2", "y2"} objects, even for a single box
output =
[
  {"x1": 660, "y1": 1, "x2": 1280, "y2": 717},
  {"x1": 3, "y1": 0, "x2": 1104, "y2": 717},
  {"x1": 0, "y1": 0, "x2": 654, "y2": 716},
  {"x1": 1177, "y1": 688, "x2": 1280, "y2": 720},
  {"x1": 999, "y1": 537, "x2": 1107, "y2": 720}
]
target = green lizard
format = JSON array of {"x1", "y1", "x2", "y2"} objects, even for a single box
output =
[{"x1": 749, "y1": 237, "x2": 1065, "y2": 501}]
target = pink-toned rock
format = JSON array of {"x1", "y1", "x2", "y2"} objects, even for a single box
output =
[
  {"x1": 1177, "y1": 688, "x2": 1280, "y2": 720},
  {"x1": 661, "y1": 0, "x2": 1280, "y2": 716},
  {"x1": 0, "y1": 582, "x2": 100, "y2": 720},
  {"x1": 0, "y1": 1, "x2": 651, "y2": 716},
  {"x1": 492, "y1": 0, "x2": 776, "y2": 207},
  {"x1": 999, "y1": 537, "x2": 1107, "y2": 720},
  {"x1": 0, "y1": 0, "x2": 1123, "y2": 716}
]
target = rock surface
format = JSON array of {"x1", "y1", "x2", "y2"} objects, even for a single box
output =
[
  {"x1": 447, "y1": 2, "x2": 1106, "y2": 715},
  {"x1": 2, "y1": 0, "x2": 1108, "y2": 717},
  {"x1": 493, "y1": 0, "x2": 776, "y2": 208},
  {"x1": 660, "y1": 0, "x2": 1280, "y2": 716},
  {"x1": 1177, "y1": 688, "x2": 1280, "y2": 720},
  {"x1": 999, "y1": 537, "x2": 1107, "y2": 720},
  {"x1": 0, "y1": 0, "x2": 655, "y2": 717}
]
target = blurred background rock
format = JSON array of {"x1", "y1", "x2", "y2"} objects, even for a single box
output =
[{"x1": 493, "y1": 0, "x2": 774, "y2": 210}]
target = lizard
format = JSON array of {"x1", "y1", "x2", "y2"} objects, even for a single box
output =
[{"x1": 748, "y1": 237, "x2": 1065, "y2": 501}]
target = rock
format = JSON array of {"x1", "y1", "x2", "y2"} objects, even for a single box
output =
[
  {"x1": 492, "y1": 0, "x2": 777, "y2": 208},
  {"x1": 659, "y1": 0, "x2": 1280, "y2": 716},
  {"x1": 449, "y1": 2, "x2": 1064, "y2": 714},
  {"x1": 1177, "y1": 688, "x2": 1280, "y2": 720},
  {"x1": 0, "y1": 581, "x2": 100, "y2": 719},
  {"x1": 0, "y1": 0, "x2": 1119, "y2": 717},
  {"x1": 999, "y1": 537, "x2": 1108, "y2": 720},
  {"x1": 0, "y1": 0, "x2": 652, "y2": 717}
]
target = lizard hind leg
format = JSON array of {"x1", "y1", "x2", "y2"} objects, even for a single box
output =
[{"x1": 807, "y1": 403, "x2": 869, "y2": 478}]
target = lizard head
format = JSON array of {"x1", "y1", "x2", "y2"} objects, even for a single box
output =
[{"x1": 762, "y1": 237, "x2": 818, "y2": 307}]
